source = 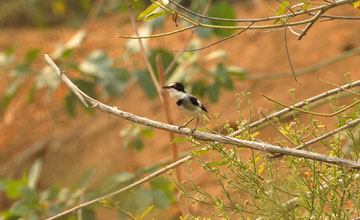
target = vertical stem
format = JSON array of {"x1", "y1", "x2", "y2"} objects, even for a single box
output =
[
  {"x1": 157, "y1": 54, "x2": 191, "y2": 216},
  {"x1": 156, "y1": 54, "x2": 181, "y2": 181},
  {"x1": 125, "y1": 0, "x2": 163, "y2": 102}
]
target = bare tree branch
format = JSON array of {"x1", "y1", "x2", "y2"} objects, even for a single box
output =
[
  {"x1": 168, "y1": 0, "x2": 351, "y2": 23},
  {"x1": 44, "y1": 54, "x2": 360, "y2": 168},
  {"x1": 171, "y1": 22, "x2": 254, "y2": 52},
  {"x1": 125, "y1": 0, "x2": 163, "y2": 102},
  {"x1": 45, "y1": 151, "x2": 193, "y2": 220},
  {"x1": 44, "y1": 54, "x2": 360, "y2": 220},
  {"x1": 298, "y1": 9, "x2": 324, "y2": 40},
  {"x1": 283, "y1": 17, "x2": 300, "y2": 84},
  {"x1": 261, "y1": 93, "x2": 360, "y2": 117},
  {"x1": 256, "y1": 173, "x2": 360, "y2": 220},
  {"x1": 270, "y1": 117, "x2": 360, "y2": 158},
  {"x1": 231, "y1": 79, "x2": 360, "y2": 136}
]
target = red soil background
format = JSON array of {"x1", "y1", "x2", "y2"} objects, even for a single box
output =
[{"x1": 0, "y1": 1, "x2": 359, "y2": 218}]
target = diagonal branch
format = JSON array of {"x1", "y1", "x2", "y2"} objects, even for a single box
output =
[
  {"x1": 44, "y1": 54, "x2": 360, "y2": 219},
  {"x1": 171, "y1": 22, "x2": 254, "y2": 52},
  {"x1": 270, "y1": 117, "x2": 360, "y2": 158},
  {"x1": 225, "y1": 79, "x2": 360, "y2": 136},
  {"x1": 45, "y1": 152, "x2": 193, "y2": 220},
  {"x1": 45, "y1": 54, "x2": 360, "y2": 168},
  {"x1": 298, "y1": 9, "x2": 324, "y2": 40}
]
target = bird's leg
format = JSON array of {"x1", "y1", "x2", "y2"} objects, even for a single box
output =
[
  {"x1": 191, "y1": 117, "x2": 199, "y2": 133},
  {"x1": 179, "y1": 117, "x2": 194, "y2": 130}
]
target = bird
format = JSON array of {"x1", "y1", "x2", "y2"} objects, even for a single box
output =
[{"x1": 163, "y1": 82, "x2": 211, "y2": 132}]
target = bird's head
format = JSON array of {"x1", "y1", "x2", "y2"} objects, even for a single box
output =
[{"x1": 162, "y1": 82, "x2": 185, "y2": 93}]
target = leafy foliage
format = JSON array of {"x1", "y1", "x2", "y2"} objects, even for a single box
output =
[
  {"x1": 175, "y1": 85, "x2": 360, "y2": 219},
  {"x1": 0, "y1": 160, "x2": 176, "y2": 220}
]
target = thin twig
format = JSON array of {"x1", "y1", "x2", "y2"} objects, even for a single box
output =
[
  {"x1": 298, "y1": 9, "x2": 323, "y2": 40},
  {"x1": 125, "y1": 0, "x2": 163, "y2": 102},
  {"x1": 270, "y1": 117, "x2": 360, "y2": 158},
  {"x1": 119, "y1": 0, "x2": 353, "y2": 40},
  {"x1": 118, "y1": 25, "x2": 196, "y2": 39},
  {"x1": 44, "y1": 54, "x2": 360, "y2": 168},
  {"x1": 44, "y1": 54, "x2": 360, "y2": 220},
  {"x1": 256, "y1": 174, "x2": 360, "y2": 220},
  {"x1": 284, "y1": 16, "x2": 300, "y2": 84},
  {"x1": 259, "y1": 109, "x2": 297, "y2": 146},
  {"x1": 231, "y1": 80, "x2": 360, "y2": 136},
  {"x1": 171, "y1": 22, "x2": 254, "y2": 52},
  {"x1": 45, "y1": 149, "x2": 193, "y2": 220},
  {"x1": 261, "y1": 93, "x2": 360, "y2": 117},
  {"x1": 163, "y1": 0, "x2": 212, "y2": 76},
  {"x1": 156, "y1": 55, "x2": 181, "y2": 181},
  {"x1": 318, "y1": 78, "x2": 360, "y2": 97},
  {"x1": 168, "y1": 0, "x2": 351, "y2": 23}
]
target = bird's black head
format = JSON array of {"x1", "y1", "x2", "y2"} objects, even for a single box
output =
[{"x1": 163, "y1": 82, "x2": 185, "y2": 93}]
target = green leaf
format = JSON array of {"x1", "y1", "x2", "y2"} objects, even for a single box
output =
[
  {"x1": 40, "y1": 186, "x2": 60, "y2": 202},
  {"x1": 78, "y1": 169, "x2": 96, "y2": 187},
  {"x1": 11, "y1": 63, "x2": 31, "y2": 77},
  {"x1": 208, "y1": 1, "x2": 236, "y2": 37},
  {"x1": 25, "y1": 48, "x2": 41, "y2": 63},
  {"x1": 5, "y1": 45, "x2": 16, "y2": 56},
  {"x1": 28, "y1": 159, "x2": 42, "y2": 189},
  {"x1": 137, "y1": 3, "x2": 159, "y2": 21},
  {"x1": 207, "y1": 83, "x2": 220, "y2": 103},
  {"x1": 192, "y1": 149, "x2": 210, "y2": 155},
  {"x1": 64, "y1": 93, "x2": 77, "y2": 117},
  {"x1": 132, "y1": 137, "x2": 144, "y2": 151},
  {"x1": 26, "y1": 85, "x2": 37, "y2": 104},
  {"x1": 196, "y1": 18, "x2": 213, "y2": 40},
  {"x1": 102, "y1": 172, "x2": 134, "y2": 192},
  {"x1": 139, "y1": 205, "x2": 155, "y2": 220},
  {"x1": 206, "y1": 160, "x2": 230, "y2": 167},
  {"x1": 274, "y1": 1, "x2": 290, "y2": 23},
  {"x1": 79, "y1": 50, "x2": 129, "y2": 96},
  {"x1": 5, "y1": 179, "x2": 27, "y2": 200},
  {"x1": 79, "y1": 50, "x2": 112, "y2": 78},
  {"x1": 214, "y1": 63, "x2": 233, "y2": 90},
  {"x1": 2, "y1": 78, "x2": 22, "y2": 110},
  {"x1": 10, "y1": 201, "x2": 32, "y2": 216},
  {"x1": 143, "y1": 11, "x2": 171, "y2": 21},
  {"x1": 82, "y1": 208, "x2": 96, "y2": 220},
  {"x1": 139, "y1": 127, "x2": 153, "y2": 138},
  {"x1": 134, "y1": 188, "x2": 154, "y2": 212},
  {"x1": 190, "y1": 80, "x2": 208, "y2": 98},
  {"x1": 136, "y1": 70, "x2": 158, "y2": 99},
  {"x1": 19, "y1": 186, "x2": 38, "y2": 205},
  {"x1": 171, "y1": 137, "x2": 188, "y2": 143},
  {"x1": 148, "y1": 48, "x2": 176, "y2": 80},
  {"x1": 227, "y1": 65, "x2": 248, "y2": 79},
  {"x1": 45, "y1": 204, "x2": 64, "y2": 217},
  {"x1": 64, "y1": 79, "x2": 96, "y2": 117},
  {"x1": 150, "y1": 177, "x2": 175, "y2": 203},
  {"x1": 35, "y1": 66, "x2": 61, "y2": 90},
  {"x1": 152, "y1": 190, "x2": 169, "y2": 209}
]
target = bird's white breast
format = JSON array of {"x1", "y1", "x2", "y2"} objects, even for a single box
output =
[{"x1": 167, "y1": 88, "x2": 186, "y2": 101}]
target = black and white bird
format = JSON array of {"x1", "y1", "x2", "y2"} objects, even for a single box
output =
[{"x1": 163, "y1": 82, "x2": 211, "y2": 132}]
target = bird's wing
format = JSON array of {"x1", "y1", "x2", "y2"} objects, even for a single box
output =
[{"x1": 189, "y1": 96, "x2": 211, "y2": 121}]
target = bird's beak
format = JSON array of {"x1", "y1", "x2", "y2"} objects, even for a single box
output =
[{"x1": 162, "y1": 85, "x2": 172, "y2": 89}]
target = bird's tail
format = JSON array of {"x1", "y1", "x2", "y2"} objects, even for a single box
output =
[{"x1": 201, "y1": 112, "x2": 211, "y2": 121}]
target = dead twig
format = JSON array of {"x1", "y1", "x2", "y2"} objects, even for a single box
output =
[
  {"x1": 231, "y1": 79, "x2": 360, "y2": 136},
  {"x1": 44, "y1": 54, "x2": 360, "y2": 220},
  {"x1": 171, "y1": 22, "x2": 254, "y2": 53}
]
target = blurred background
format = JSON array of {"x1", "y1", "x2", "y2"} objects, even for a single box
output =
[{"x1": 0, "y1": 0, "x2": 359, "y2": 219}]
